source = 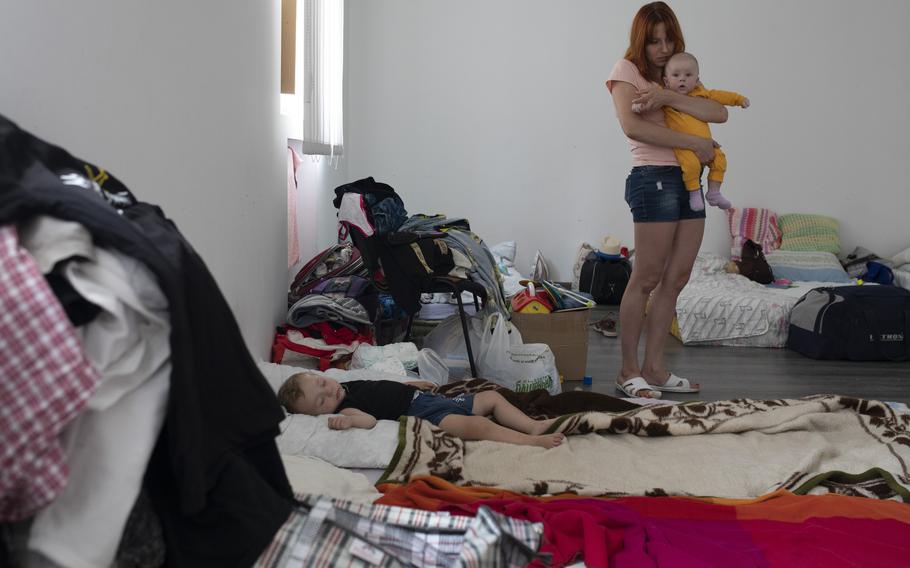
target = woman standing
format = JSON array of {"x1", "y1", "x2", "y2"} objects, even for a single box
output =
[{"x1": 606, "y1": 2, "x2": 727, "y2": 398}]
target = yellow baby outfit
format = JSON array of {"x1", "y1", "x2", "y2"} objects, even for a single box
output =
[{"x1": 663, "y1": 86, "x2": 746, "y2": 191}]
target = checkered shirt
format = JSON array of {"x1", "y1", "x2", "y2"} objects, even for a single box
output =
[
  {"x1": 255, "y1": 494, "x2": 547, "y2": 568},
  {"x1": 0, "y1": 225, "x2": 101, "y2": 520}
]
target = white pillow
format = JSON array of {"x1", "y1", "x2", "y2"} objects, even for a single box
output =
[
  {"x1": 259, "y1": 361, "x2": 307, "y2": 393},
  {"x1": 893, "y1": 246, "x2": 910, "y2": 267},
  {"x1": 281, "y1": 455, "x2": 382, "y2": 502},
  {"x1": 259, "y1": 361, "x2": 408, "y2": 468},
  {"x1": 276, "y1": 413, "x2": 399, "y2": 468},
  {"x1": 764, "y1": 250, "x2": 852, "y2": 283}
]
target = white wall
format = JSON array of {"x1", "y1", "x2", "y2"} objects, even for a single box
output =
[
  {"x1": 0, "y1": 1, "x2": 287, "y2": 358},
  {"x1": 289, "y1": 143, "x2": 348, "y2": 279},
  {"x1": 344, "y1": 0, "x2": 910, "y2": 279}
]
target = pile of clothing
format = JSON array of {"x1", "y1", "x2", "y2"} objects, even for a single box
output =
[
  {"x1": 840, "y1": 246, "x2": 899, "y2": 285},
  {"x1": 274, "y1": 272, "x2": 378, "y2": 369},
  {"x1": 0, "y1": 115, "x2": 294, "y2": 567},
  {"x1": 334, "y1": 178, "x2": 508, "y2": 316}
]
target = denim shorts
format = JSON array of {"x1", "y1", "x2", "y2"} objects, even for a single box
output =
[
  {"x1": 624, "y1": 165, "x2": 706, "y2": 222},
  {"x1": 406, "y1": 392, "x2": 475, "y2": 426}
]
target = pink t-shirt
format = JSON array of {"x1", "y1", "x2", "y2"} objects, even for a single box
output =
[{"x1": 606, "y1": 59, "x2": 678, "y2": 167}]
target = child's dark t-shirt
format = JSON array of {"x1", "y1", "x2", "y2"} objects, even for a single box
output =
[{"x1": 334, "y1": 380, "x2": 417, "y2": 420}]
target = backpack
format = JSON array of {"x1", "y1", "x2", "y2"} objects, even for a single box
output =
[
  {"x1": 735, "y1": 240, "x2": 773, "y2": 284},
  {"x1": 310, "y1": 275, "x2": 379, "y2": 322},
  {"x1": 288, "y1": 243, "x2": 367, "y2": 306},
  {"x1": 578, "y1": 253, "x2": 632, "y2": 305},
  {"x1": 380, "y1": 232, "x2": 456, "y2": 314},
  {"x1": 787, "y1": 285, "x2": 910, "y2": 361}
]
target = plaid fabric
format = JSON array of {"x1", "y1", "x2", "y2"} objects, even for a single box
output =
[
  {"x1": 726, "y1": 207, "x2": 782, "y2": 261},
  {"x1": 255, "y1": 495, "x2": 545, "y2": 568},
  {"x1": 0, "y1": 226, "x2": 101, "y2": 521}
]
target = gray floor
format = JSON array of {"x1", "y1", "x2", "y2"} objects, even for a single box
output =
[{"x1": 583, "y1": 307, "x2": 910, "y2": 404}]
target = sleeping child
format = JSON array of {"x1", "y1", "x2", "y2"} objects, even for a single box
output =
[
  {"x1": 276, "y1": 372, "x2": 566, "y2": 449},
  {"x1": 634, "y1": 51, "x2": 749, "y2": 211}
]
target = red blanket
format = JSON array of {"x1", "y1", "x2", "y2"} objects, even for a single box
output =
[{"x1": 378, "y1": 477, "x2": 910, "y2": 567}]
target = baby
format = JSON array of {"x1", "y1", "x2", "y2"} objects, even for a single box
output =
[
  {"x1": 635, "y1": 51, "x2": 749, "y2": 211},
  {"x1": 277, "y1": 372, "x2": 566, "y2": 449}
]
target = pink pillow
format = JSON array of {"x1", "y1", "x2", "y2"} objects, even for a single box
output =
[{"x1": 726, "y1": 208, "x2": 782, "y2": 261}]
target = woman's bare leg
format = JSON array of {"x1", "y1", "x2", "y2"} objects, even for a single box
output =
[
  {"x1": 641, "y1": 218, "x2": 704, "y2": 387},
  {"x1": 618, "y1": 221, "x2": 677, "y2": 397},
  {"x1": 439, "y1": 415, "x2": 565, "y2": 449},
  {"x1": 470, "y1": 391, "x2": 556, "y2": 434}
]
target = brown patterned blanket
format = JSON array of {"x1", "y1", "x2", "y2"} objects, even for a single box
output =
[
  {"x1": 431, "y1": 378, "x2": 639, "y2": 418},
  {"x1": 380, "y1": 395, "x2": 910, "y2": 500}
]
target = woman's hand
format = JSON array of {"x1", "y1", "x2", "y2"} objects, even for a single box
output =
[
  {"x1": 691, "y1": 137, "x2": 717, "y2": 164},
  {"x1": 632, "y1": 85, "x2": 674, "y2": 112},
  {"x1": 405, "y1": 380, "x2": 437, "y2": 391}
]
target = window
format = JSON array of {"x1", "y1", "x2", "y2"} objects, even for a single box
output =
[{"x1": 280, "y1": 0, "x2": 344, "y2": 157}]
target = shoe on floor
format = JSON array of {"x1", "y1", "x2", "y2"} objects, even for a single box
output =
[
  {"x1": 591, "y1": 316, "x2": 618, "y2": 337},
  {"x1": 615, "y1": 376, "x2": 661, "y2": 398},
  {"x1": 651, "y1": 373, "x2": 699, "y2": 393}
]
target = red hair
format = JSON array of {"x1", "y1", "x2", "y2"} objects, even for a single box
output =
[{"x1": 624, "y1": 2, "x2": 685, "y2": 82}]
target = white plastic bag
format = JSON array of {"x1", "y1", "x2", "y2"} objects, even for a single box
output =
[
  {"x1": 416, "y1": 348, "x2": 449, "y2": 385},
  {"x1": 476, "y1": 315, "x2": 560, "y2": 394},
  {"x1": 421, "y1": 314, "x2": 486, "y2": 362},
  {"x1": 351, "y1": 343, "x2": 419, "y2": 371}
]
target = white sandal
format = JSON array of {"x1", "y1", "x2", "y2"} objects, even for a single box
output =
[
  {"x1": 652, "y1": 373, "x2": 699, "y2": 393},
  {"x1": 615, "y1": 376, "x2": 662, "y2": 399}
]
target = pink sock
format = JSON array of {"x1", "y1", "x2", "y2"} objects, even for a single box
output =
[
  {"x1": 706, "y1": 190, "x2": 732, "y2": 210},
  {"x1": 689, "y1": 191, "x2": 705, "y2": 211}
]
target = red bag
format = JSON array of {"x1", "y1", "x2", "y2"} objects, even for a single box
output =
[{"x1": 270, "y1": 325, "x2": 373, "y2": 371}]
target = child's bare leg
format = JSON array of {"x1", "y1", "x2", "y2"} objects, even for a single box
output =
[
  {"x1": 439, "y1": 415, "x2": 565, "y2": 449},
  {"x1": 471, "y1": 391, "x2": 557, "y2": 434},
  {"x1": 705, "y1": 180, "x2": 732, "y2": 209}
]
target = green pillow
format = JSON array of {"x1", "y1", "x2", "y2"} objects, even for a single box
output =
[{"x1": 777, "y1": 214, "x2": 841, "y2": 254}]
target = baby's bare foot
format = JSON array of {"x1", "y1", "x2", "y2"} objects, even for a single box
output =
[{"x1": 531, "y1": 433, "x2": 566, "y2": 449}]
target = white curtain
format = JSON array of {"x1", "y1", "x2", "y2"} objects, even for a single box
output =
[{"x1": 302, "y1": 0, "x2": 343, "y2": 157}]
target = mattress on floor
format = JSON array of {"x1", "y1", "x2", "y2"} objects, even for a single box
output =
[{"x1": 672, "y1": 270, "x2": 854, "y2": 348}]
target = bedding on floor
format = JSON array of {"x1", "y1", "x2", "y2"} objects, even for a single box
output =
[
  {"x1": 262, "y1": 363, "x2": 642, "y2": 469},
  {"x1": 673, "y1": 253, "x2": 857, "y2": 347},
  {"x1": 256, "y1": 493, "x2": 547, "y2": 567},
  {"x1": 376, "y1": 476, "x2": 910, "y2": 568},
  {"x1": 380, "y1": 395, "x2": 910, "y2": 501},
  {"x1": 277, "y1": 413, "x2": 400, "y2": 468},
  {"x1": 280, "y1": 455, "x2": 381, "y2": 503},
  {"x1": 262, "y1": 361, "x2": 910, "y2": 566}
]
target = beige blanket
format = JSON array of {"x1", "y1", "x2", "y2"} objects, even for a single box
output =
[{"x1": 380, "y1": 396, "x2": 910, "y2": 500}]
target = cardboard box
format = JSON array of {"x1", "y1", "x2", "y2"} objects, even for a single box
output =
[{"x1": 510, "y1": 309, "x2": 590, "y2": 381}]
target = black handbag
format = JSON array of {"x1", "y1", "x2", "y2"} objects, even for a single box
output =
[
  {"x1": 578, "y1": 253, "x2": 632, "y2": 305},
  {"x1": 735, "y1": 240, "x2": 773, "y2": 284}
]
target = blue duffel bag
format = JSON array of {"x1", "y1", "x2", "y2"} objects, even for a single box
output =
[{"x1": 787, "y1": 285, "x2": 910, "y2": 361}]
